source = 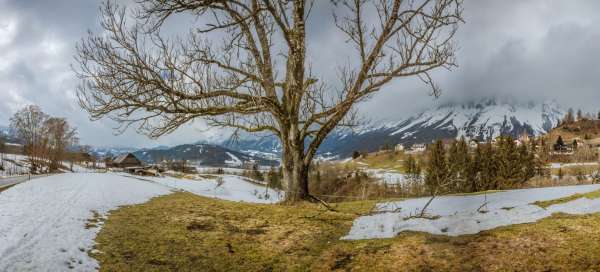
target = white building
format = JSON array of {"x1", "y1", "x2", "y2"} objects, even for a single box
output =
[
  {"x1": 395, "y1": 144, "x2": 405, "y2": 151},
  {"x1": 410, "y1": 143, "x2": 426, "y2": 153}
]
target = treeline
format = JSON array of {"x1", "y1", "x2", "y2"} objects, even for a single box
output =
[
  {"x1": 560, "y1": 108, "x2": 600, "y2": 126},
  {"x1": 9, "y1": 105, "x2": 79, "y2": 173},
  {"x1": 415, "y1": 136, "x2": 540, "y2": 195}
]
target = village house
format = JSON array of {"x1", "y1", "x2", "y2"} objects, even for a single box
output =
[
  {"x1": 394, "y1": 144, "x2": 404, "y2": 152},
  {"x1": 409, "y1": 143, "x2": 426, "y2": 153},
  {"x1": 106, "y1": 153, "x2": 143, "y2": 169}
]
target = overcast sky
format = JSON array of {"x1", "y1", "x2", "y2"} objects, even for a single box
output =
[{"x1": 1, "y1": 0, "x2": 600, "y2": 148}]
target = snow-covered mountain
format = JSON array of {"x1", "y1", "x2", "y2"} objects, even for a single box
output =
[
  {"x1": 223, "y1": 99, "x2": 565, "y2": 158},
  {"x1": 132, "y1": 144, "x2": 277, "y2": 167}
]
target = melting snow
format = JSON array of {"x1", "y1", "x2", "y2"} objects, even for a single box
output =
[
  {"x1": 343, "y1": 184, "x2": 600, "y2": 239},
  {"x1": 0, "y1": 172, "x2": 282, "y2": 271}
]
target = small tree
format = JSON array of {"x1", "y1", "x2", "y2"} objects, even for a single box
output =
[
  {"x1": 45, "y1": 117, "x2": 78, "y2": 171},
  {"x1": 564, "y1": 108, "x2": 575, "y2": 124},
  {"x1": 351, "y1": 151, "x2": 361, "y2": 160},
  {"x1": 267, "y1": 166, "x2": 282, "y2": 189},
  {"x1": 9, "y1": 105, "x2": 50, "y2": 173},
  {"x1": 572, "y1": 139, "x2": 578, "y2": 150},
  {"x1": 424, "y1": 140, "x2": 449, "y2": 196},
  {"x1": 75, "y1": 0, "x2": 463, "y2": 202},
  {"x1": 577, "y1": 109, "x2": 583, "y2": 121},
  {"x1": 404, "y1": 154, "x2": 421, "y2": 181},
  {"x1": 554, "y1": 135, "x2": 565, "y2": 151}
]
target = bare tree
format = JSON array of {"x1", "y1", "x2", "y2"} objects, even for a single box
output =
[
  {"x1": 75, "y1": 0, "x2": 463, "y2": 201},
  {"x1": 9, "y1": 105, "x2": 50, "y2": 173},
  {"x1": 45, "y1": 117, "x2": 78, "y2": 171}
]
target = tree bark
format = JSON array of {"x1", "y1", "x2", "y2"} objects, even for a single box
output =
[{"x1": 280, "y1": 128, "x2": 310, "y2": 202}]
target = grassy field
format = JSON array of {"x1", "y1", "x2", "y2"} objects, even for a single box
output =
[
  {"x1": 352, "y1": 151, "x2": 414, "y2": 172},
  {"x1": 92, "y1": 192, "x2": 600, "y2": 271}
]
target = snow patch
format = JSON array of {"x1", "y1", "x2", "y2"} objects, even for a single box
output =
[{"x1": 343, "y1": 184, "x2": 600, "y2": 239}]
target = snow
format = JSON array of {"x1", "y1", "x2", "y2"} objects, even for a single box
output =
[
  {"x1": 134, "y1": 174, "x2": 283, "y2": 204},
  {"x1": 364, "y1": 169, "x2": 408, "y2": 185},
  {"x1": 0, "y1": 153, "x2": 31, "y2": 178},
  {"x1": 224, "y1": 152, "x2": 242, "y2": 166},
  {"x1": 551, "y1": 162, "x2": 598, "y2": 169},
  {"x1": 387, "y1": 99, "x2": 564, "y2": 141},
  {"x1": 343, "y1": 184, "x2": 600, "y2": 239},
  {"x1": 0, "y1": 173, "x2": 172, "y2": 271},
  {"x1": 0, "y1": 171, "x2": 282, "y2": 271}
]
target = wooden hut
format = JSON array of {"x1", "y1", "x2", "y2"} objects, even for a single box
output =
[{"x1": 110, "y1": 153, "x2": 143, "y2": 168}]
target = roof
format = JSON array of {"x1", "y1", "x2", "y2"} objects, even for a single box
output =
[{"x1": 113, "y1": 153, "x2": 140, "y2": 164}]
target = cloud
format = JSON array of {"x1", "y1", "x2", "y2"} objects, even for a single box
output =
[{"x1": 1, "y1": 0, "x2": 600, "y2": 147}]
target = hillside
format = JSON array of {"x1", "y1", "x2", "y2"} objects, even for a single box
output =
[
  {"x1": 133, "y1": 144, "x2": 277, "y2": 167},
  {"x1": 546, "y1": 119, "x2": 600, "y2": 144}
]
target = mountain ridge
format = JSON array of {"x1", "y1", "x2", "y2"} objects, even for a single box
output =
[{"x1": 223, "y1": 99, "x2": 565, "y2": 158}]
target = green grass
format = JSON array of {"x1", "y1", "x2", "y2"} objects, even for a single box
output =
[
  {"x1": 94, "y1": 192, "x2": 600, "y2": 271},
  {"x1": 534, "y1": 189, "x2": 600, "y2": 208}
]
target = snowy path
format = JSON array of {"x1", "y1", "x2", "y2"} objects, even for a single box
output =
[
  {"x1": 0, "y1": 172, "x2": 282, "y2": 271},
  {"x1": 344, "y1": 184, "x2": 600, "y2": 240},
  {"x1": 0, "y1": 173, "x2": 171, "y2": 271}
]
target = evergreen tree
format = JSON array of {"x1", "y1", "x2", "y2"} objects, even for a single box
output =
[
  {"x1": 518, "y1": 143, "x2": 536, "y2": 184},
  {"x1": 577, "y1": 109, "x2": 583, "y2": 121},
  {"x1": 447, "y1": 137, "x2": 469, "y2": 192},
  {"x1": 597, "y1": 111, "x2": 600, "y2": 120},
  {"x1": 572, "y1": 139, "x2": 578, "y2": 150},
  {"x1": 496, "y1": 136, "x2": 519, "y2": 188},
  {"x1": 467, "y1": 144, "x2": 481, "y2": 192},
  {"x1": 478, "y1": 142, "x2": 497, "y2": 190},
  {"x1": 424, "y1": 140, "x2": 449, "y2": 195}
]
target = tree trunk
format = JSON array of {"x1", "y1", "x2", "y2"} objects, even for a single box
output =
[{"x1": 281, "y1": 137, "x2": 310, "y2": 202}]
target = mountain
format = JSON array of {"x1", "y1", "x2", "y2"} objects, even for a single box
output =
[
  {"x1": 132, "y1": 143, "x2": 277, "y2": 167},
  {"x1": 89, "y1": 146, "x2": 139, "y2": 159},
  {"x1": 223, "y1": 99, "x2": 565, "y2": 158}
]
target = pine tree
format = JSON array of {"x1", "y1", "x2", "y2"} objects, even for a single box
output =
[
  {"x1": 577, "y1": 109, "x2": 583, "y2": 121},
  {"x1": 467, "y1": 144, "x2": 481, "y2": 192},
  {"x1": 447, "y1": 137, "x2": 469, "y2": 192},
  {"x1": 518, "y1": 143, "x2": 535, "y2": 184},
  {"x1": 424, "y1": 140, "x2": 449, "y2": 195},
  {"x1": 572, "y1": 139, "x2": 578, "y2": 150},
  {"x1": 496, "y1": 136, "x2": 519, "y2": 188},
  {"x1": 478, "y1": 142, "x2": 497, "y2": 190}
]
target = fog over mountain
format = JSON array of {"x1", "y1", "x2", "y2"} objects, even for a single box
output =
[
  {"x1": 223, "y1": 98, "x2": 565, "y2": 158},
  {"x1": 1, "y1": 1, "x2": 600, "y2": 148}
]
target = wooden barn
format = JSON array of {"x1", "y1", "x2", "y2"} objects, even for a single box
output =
[{"x1": 107, "y1": 153, "x2": 143, "y2": 168}]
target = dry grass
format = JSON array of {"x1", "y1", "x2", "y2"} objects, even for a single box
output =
[
  {"x1": 0, "y1": 184, "x2": 16, "y2": 193},
  {"x1": 94, "y1": 192, "x2": 600, "y2": 271},
  {"x1": 534, "y1": 189, "x2": 600, "y2": 208},
  {"x1": 353, "y1": 151, "x2": 412, "y2": 172}
]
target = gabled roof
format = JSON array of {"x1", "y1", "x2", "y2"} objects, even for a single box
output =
[{"x1": 113, "y1": 153, "x2": 139, "y2": 164}]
